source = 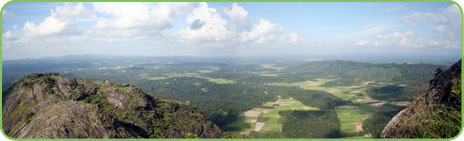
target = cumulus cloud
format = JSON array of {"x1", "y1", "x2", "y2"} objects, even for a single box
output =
[
  {"x1": 94, "y1": 3, "x2": 177, "y2": 30},
  {"x1": 90, "y1": 2, "x2": 197, "y2": 39},
  {"x1": 402, "y1": 4, "x2": 461, "y2": 40},
  {"x1": 241, "y1": 19, "x2": 301, "y2": 44},
  {"x1": 167, "y1": 3, "x2": 302, "y2": 47},
  {"x1": 241, "y1": 19, "x2": 279, "y2": 43},
  {"x1": 170, "y1": 2, "x2": 232, "y2": 43},
  {"x1": 357, "y1": 4, "x2": 460, "y2": 49},
  {"x1": 224, "y1": 3, "x2": 250, "y2": 31},
  {"x1": 2, "y1": 30, "x2": 22, "y2": 48},
  {"x1": 2, "y1": 31, "x2": 12, "y2": 48},
  {"x1": 52, "y1": 3, "x2": 94, "y2": 22},
  {"x1": 22, "y1": 3, "x2": 93, "y2": 37},
  {"x1": 3, "y1": 31, "x2": 13, "y2": 40},
  {"x1": 2, "y1": 3, "x2": 96, "y2": 50},
  {"x1": 8, "y1": 2, "x2": 303, "y2": 49},
  {"x1": 23, "y1": 17, "x2": 67, "y2": 36}
]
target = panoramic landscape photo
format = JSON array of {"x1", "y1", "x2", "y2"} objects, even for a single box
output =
[{"x1": 1, "y1": 2, "x2": 462, "y2": 139}]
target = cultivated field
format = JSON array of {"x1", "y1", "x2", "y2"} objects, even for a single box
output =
[{"x1": 237, "y1": 97, "x2": 319, "y2": 136}]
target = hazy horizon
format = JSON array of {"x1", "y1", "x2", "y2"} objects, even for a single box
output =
[
  {"x1": 2, "y1": 2, "x2": 462, "y2": 61},
  {"x1": 1, "y1": 53, "x2": 460, "y2": 66}
]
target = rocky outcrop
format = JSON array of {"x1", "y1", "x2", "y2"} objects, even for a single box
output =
[
  {"x1": 380, "y1": 60, "x2": 461, "y2": 138},
  {"x1": 2, "y1": 73, "x2": 223, "y2": 138}
]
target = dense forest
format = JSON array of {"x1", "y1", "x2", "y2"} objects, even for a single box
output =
[{"x1": 2, "y1": 56, "x2": 445, "y2": 138}]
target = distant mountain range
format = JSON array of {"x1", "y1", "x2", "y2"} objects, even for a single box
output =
[{"x1": 4, "y1": 54, "x2": 459, "y2": 65}]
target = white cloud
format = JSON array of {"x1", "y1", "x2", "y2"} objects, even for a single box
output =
[
  {"x1": 2, "y1": 31, "x2": 12, "y2": 49},
  {"x1": 224, "y1": 3, "x2": 249, "y2": 31},
  {"x1": 4, "y1": 3, "x2": 95, "y2": 50},
  {"x1": 356, "y1": 31, "x2": 414, "y2": 47},
  {"x1": 23, "y1": 17, "x2": 67, "y2": 36},
  {"x1": 168, "y1": 3, "x2": 302, "y2": 47},
  {"x1": 357, "y1": 40, "x2": 369, "y2": 46},
  {"x1": 9, "y1": 2, "x2": 303, "y2": 49},
  {"x1": 376, "y1": 31, "x2": 413, "y2": 39},
  {"x1": 356, "y1": 31, "x2": 459, "y2": 49},
  {"x1": 2, "y1": 31, "x2": 21, "y2": 48},
  {"x1": 376, "y1": 31, "x2": 413, "y2": 47},
  {"x1": 91, "y1": 2, "x2": 197, "y2": 39},
  {"x1": 402, "y1": 5, "x2": 460, "y2": 25},
  {"x1": 430, "y1": 24, "x2": 446, "y2": 32},
  {"x1": 52, "y1": 3, "x2": 94, "y2": 22},
  {"x1": 3, "y1": 31, "x2": 12, "y2": 40},
  {"x1": 356, "y1": 31, "x2": 419, "y2": 47},
  {"x1": 173, "y1": 2, "x2": 232, "y2": 42},
  {"x1": 241, "y1": 19, "x2": 277, "y2": 43},
  {"x1": 402, "y1": 4, "x2": 461, "y2": 40},
  {"x1": 95, "y1": 3, "x2": 162, "y2": 29},
  {"x1": 241, "y1": 19, "x2": 280, "y2": 43},
  {"x1": 241, "y1": 19, "x2": 302, "y2": 45},
  {"x1": 357, "y1": 4, "x2": 461, "y2": 49},
  {"x1": 22, "y1": 3, "x2": 93, "y2": 37},
  {"x1": 287, "y1": 32, "x2": 302, "y2": 43},
  {"x1": 358, "y1": 25, "x2": 391, "y2": 35},
  {"x1": 93, "y1": 2, "x2": 195, "y2": 30},
  {"x1": 401, "y1": 12, "x2": 424, "y2": 24}
]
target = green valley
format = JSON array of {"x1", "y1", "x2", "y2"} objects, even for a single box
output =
[{"x1": 2, "y1": 56, "x2": 449, "y2": 138}]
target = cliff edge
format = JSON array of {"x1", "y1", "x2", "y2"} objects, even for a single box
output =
[
  {"x1": 2, "y1": 73, "x2": 223, "y2": 138},
  {"x1": 381, "y1": 60, "x2": 461, "y2": 138}
]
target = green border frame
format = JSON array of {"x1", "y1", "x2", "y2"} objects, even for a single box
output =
[{"x1": 0, "y1": 0, "x2": 462, "y2": 140}]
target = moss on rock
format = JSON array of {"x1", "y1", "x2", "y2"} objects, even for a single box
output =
[{"x1": 2, "y1": 73, "x2": 223, "y2": 138}]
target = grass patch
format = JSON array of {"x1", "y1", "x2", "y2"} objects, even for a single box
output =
[
  {"x1": 202, "y1": 77, "x2": 236, "y2": 84},
  {"x1": 147, "y1": 77, "x2": 168, "y2": 80},
  {"x1": 281, "y1": 110, "x2": 342, "y2": 138},
  {"x1": 336, "y1": 106, "x2": 366, "y2": 137},
  {"x1": 411, "y1": 107, "x2": 461, "y2": 138},
  {"x1": 143, "y1": 72, "x2": 199, "y2": 80},
  {"x1": 233, "y1": 97, "x2": 319, "y2": 137},
  {"x1": 141, "y1": 71, "x2": 236, "y2": 84},
  {"x1": 198, "y1": 70, "x2": 214, "y2": 73},
  {"x1": 266, "y1": 79, "x2": 369, "y2": 102},
  {"x1": 198, "y1": 67, "x2": 219, "y2": 73},
  {"x1": 261, "y1": 64, "x2": 285, "y2": 72},
  {"x1": 260, "y1": 73, "x2": 279, "y2": 77}
]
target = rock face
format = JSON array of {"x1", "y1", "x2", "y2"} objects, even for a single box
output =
[
  {"x1": 2, "y1": 73, "x2": 223, "y2": 138},
  {"x1": 381, "y1": 60, "x2": 461, "y2": 138}
]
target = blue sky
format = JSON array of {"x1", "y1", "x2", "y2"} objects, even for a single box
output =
[{"x1": 1, "y1": 2, "x2": 461, "y2": 60}]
